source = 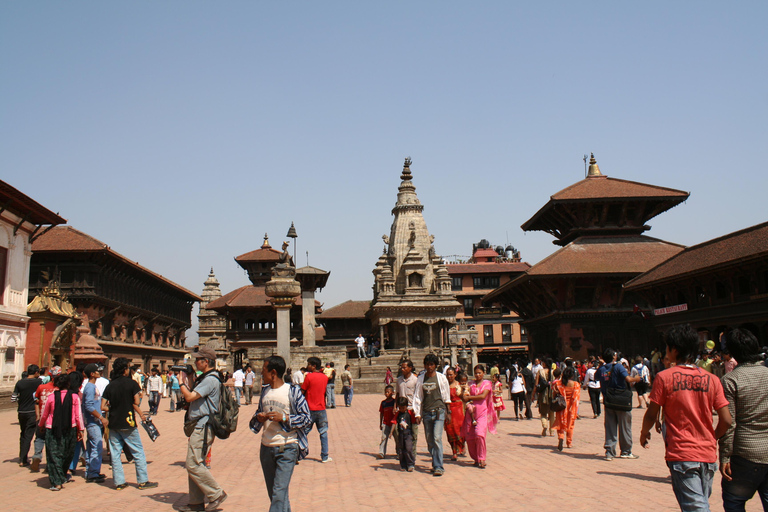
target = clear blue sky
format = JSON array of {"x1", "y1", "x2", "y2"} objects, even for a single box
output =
[{"x1": 3, "y1": 2, "x2": 766, "y2": 344}]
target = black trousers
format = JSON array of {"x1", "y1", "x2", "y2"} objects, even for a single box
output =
[
  {"x1": 589, "y1": 388, "x2": 602, "y2": 416},
  {"x1": 524, "y1": 389, "x2": 534, "y2": 419},
  {"x1": 18, "y1": 411, "x2": 37, "y2": 464},
  {"x1": 397, "y1": 429, "x2": 414, "y2": 469}
]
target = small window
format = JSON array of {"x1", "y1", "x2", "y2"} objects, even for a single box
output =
[
  {"x1": 408, "y1": 273, "x2": 423, "y2": 287},
  {"x1": 738, "y1": 276, "x2": 750, "y2": 296},
  {"x1": 463, "y1": 298, "x2": 474, "y2": 315},
  {"x1": 716, "y1": 282, "x2": 727, "y2": 300},
  {"x1": 472, "y1": 276, "x2": 500, "y2": 289},
  {"x1": 244, "y1": 319, "x2": 255, "y2": 330},
  {"x1": 501, "y1": 324, "x2": 512, "y2": 342},
  {"x1": 451, "y1": 276, "x2": 462, "y2": 291},
  {"x1": 483, "y1": 325, "x2": 494, "y2": 342}
]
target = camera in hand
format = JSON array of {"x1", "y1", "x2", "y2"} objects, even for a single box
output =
[{"x1": 170, "y1": 364, "x2": 195, "y2": 375}]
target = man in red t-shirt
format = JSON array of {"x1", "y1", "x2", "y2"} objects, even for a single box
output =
[
  {"x1": 640, "y1": 324, "x2": 732, "y2": 511},
  {"x1": 301, "y1": 357, "x2": 331, "y2": 463}
]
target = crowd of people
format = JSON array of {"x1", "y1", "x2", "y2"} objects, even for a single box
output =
[{"x1": 10, "y1": 324, "x2": 768, "y2": 512}]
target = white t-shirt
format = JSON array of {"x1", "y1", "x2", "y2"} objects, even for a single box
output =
[
  {"x1": 233, "y1": 369, "x2": 245, "y2": 388},
  {"x1": 510, "y1": 375, "x2": 525, "y2": 394},
  {"x1": 260, "y1": 384, "x2": 297, "y2": 447},
  {"x1": 95, "y1": 377, "x2": 109, "y2": 396},
  {"x1": 586, "y1": 367, "x2": 601, "y2": 389},
  {"x1": 355, "y1": 336, "x2": 365, "y2": 348}
]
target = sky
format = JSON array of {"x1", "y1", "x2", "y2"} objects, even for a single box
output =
[{"x1": 2, "y1": 2, "x2": 766, "y2": 344}]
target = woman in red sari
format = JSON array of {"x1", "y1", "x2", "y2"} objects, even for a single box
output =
[
  {"x1": 443, "y1": 368, "x2": 465, "y2": 460},
  {"x1": 551, "y1": 367, "x2": 581, "y2": 451}
]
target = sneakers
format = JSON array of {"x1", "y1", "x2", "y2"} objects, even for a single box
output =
[
  {"x1": 620, "y1": 453, "x2": 640, "y2": 459},
  {"x1": 86, "y1": 474, "x2": 106, "y2": 483},
  {"x1": 205, "y1": 491, "x2": 228, "y2": 511},
  {"x1": 433, "y1": 469, "x2": 444, "y2": 477},
  {"x1": 138, "y1": 481, "x2": 159, "y2": 490},
  {"x1": 376, "y1": 453, "x2": 385, "y2": 459},
  {"x1": 30, "y1": 458, "x2": 40, "y2": 472},
  {"x1": 321, "y1": 457, "x2": 333, "y2": 463},
  {"x1": 605, "y1": 454, "x2": 614, "y2": 461},
  {"x1": 115, "y1": 483, "x2": 129, "y2": 490}
]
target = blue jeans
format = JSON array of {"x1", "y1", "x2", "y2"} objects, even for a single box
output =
[
  {"x1": 422, "y1": 408, "x2": 446, "y2": 472},
  {"x1": 309, "y1": 410, "x2": 329, "y2": 461},
  {"x1": 109, "y1": 428, "x2": 149, "y2": 485},
  {"x1": 357, "y1": 346, "x2": 366, "y2": 358},
  {"x1": 235, "y1": 387, "x2": 242, "y2": 404},
  {"x1": 325, "y1": 384, "x2": 335, "y2": 408},
  {"x1": 148, "y1": 391, "x2": 160, "y2": 414},
  {"x1": 69, "y1": 440, "x2": 84, "y2": 471},
  {"x1": 722, "y1": 455, "x2": 768, "y2": 512},
  {"x1": 84, "y1": 423, "x2": 104, "y2": 478},
  {"x1": 667, "y1": 461, "x2": 717, "y2": 512},
  {"x1": 260, "y1": 443, "x2": 299, "y2": 512},
  {"x1": 342, "y1": 386, "x2": 353, "y2": 407}
]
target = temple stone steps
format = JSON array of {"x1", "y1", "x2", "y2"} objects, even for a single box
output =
[{"x1": 349, "y1": 348, "x2": 446, "y2": 394}]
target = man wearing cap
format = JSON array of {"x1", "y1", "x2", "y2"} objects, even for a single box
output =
[
  {"x1": 83, "y1": 363, "x2": 108, "y2": 483},
  {"x1": 30, "y1": 366, "x2": 60, "y2": 472},
  {"x1": 177, "y1": 345, "x2": 227, "y2": 512}
]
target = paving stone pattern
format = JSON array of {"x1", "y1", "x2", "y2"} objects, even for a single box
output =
[{"x1": 0, "y1": 394, "x2": 759, "y2": 511}]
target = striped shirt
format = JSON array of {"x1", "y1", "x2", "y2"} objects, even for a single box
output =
[{"x1": 719, "y1": 362, "x2": 768, "y2": 465}]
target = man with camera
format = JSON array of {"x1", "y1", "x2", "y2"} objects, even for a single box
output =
[{"x1": 177, "y1": 346, "x2": 228, "y2": 512}]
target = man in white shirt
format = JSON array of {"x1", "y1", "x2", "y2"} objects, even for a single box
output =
[
  {"x1": 233, "y1": 366, "x2": 245, "y2": 405},
  {"x1": 355, "y1": 334, "x2": 366, "y2": 359},
  {"x1": 147, "y1": 369, "x2": 164, "y2": 415},
  {"x1": 250, "y1": 356, "x2": 311, "y2": 512}
]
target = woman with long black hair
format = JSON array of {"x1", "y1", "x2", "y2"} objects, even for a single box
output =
[{"x1": 38, "y1": 373, "x2": 85, "y2": 491}]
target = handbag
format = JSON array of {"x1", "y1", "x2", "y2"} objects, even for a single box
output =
[{"x1": 550, "y1": 392, "x2": 566, "y2": 412}]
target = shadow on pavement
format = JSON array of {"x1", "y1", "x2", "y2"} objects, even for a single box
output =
[
  {"x1": 597, "y1": 471, "x2": 670, "y2": 484},
  {"x1": 168, "y1": 461, "x2": 185, "y2": 467},
  {"x1": 508, "y1": 432, "x2": 549, "y2": 438},
  {"x1": 142, "y1": 490, "x2": 187, "y2": 505}
]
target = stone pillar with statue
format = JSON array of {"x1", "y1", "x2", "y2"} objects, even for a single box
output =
[{"x1": 265, "y1": 241, "x2": 301, "y2": 363}]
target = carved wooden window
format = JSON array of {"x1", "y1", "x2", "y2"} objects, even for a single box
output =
[
  {"x1": 451, "y1": 276, "x2": 462, "y2": 290},
  {"x1": 244, "y1": 319, "x2": 255, "y2": 331},
  {"x1": 483, "y1": 325, "x2": 494, "y2": 342},
  {"x1": 502, "y1": 324, "x2": 512, "y2": 342},
  {"x1": 472, "y1": 276, "x2": 499, "y2": 289}
]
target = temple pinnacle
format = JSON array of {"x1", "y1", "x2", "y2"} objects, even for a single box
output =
[
  {"x1": 587, "y1": 153, "x2": 603, "y2": 177},
  {"x1": 401, "y1": 157, "x2": 413, "y2": 181}
]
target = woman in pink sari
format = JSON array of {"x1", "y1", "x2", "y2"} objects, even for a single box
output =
[{"x1": 461, "y1": 365, "x2": 497, "y2": 468}]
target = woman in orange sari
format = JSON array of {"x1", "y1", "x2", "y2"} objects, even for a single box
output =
[
  {"x1": 444, "y1": 368, "x2": 465, "y2": 460},
  {"x1": 551, "y1": 367, "x2": 581, "y2": 451}
]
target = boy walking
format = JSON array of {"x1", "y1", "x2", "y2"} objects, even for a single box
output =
[
  {"x1": 378, "y1": 385, "x2": 396, "y2": 459},
  {"x1": 250, "y1": 356, "x2": 311, "y2": 512},
  {"x1": 640, "y1": 324, "x2": 732, "y2": 511},
  {"x1": 395, "y1": 397, "x2": 414, "y2": 471}
]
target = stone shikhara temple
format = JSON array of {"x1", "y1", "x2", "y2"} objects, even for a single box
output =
[{"x1": 370, "y1": 158, "x2": 461, "y2": 351}]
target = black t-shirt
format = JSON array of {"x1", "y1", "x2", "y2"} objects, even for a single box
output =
[
  {"x1": 13, "y1": 378, "x2": 42, "y2": 413},
  {"x1": 103, "y1": 376, "x2": 141, "y2": 429}
]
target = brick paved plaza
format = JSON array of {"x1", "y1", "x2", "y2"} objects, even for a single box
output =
[{"x1": 1, "y1": 393, "x2": 759, "y2": 512}]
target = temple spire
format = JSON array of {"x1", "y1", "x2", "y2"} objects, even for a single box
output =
[{"x1": 587, "y1": 153, "x2": 604, "y2": 177}]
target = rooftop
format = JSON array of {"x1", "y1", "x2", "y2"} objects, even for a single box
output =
[
  {"x1": 0, "y1": 179, "x2": 66, "y2": 227},
  {"x1": 318, "y1": 299, "x2": 370, "y2": 319},
  {"x1": 625, "y1": 221, "x2": 768, "y2": 290},
  {"x1": 31, "y1": 226, "x2": 201, "y2": 301},
  {"x1": 206, "y1": 284, "x2": 319, "y2": 311}
]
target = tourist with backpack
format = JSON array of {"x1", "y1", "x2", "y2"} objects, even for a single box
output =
[{"x1": 177, "y1": 346, "x2": 231, "y2": 512}]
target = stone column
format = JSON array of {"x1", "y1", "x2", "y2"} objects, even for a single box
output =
[
  {"x1": 428, "y1": 324, "x2": 433, "y2": 352},
  {"x1": 379, "y1": 325, "x2": 385, "y2": 352},
  {"x1": 404, "y1": 323, "x2": 410, "y2": 351},
  {"x1": 301, "y1": 290, "x2": 316, "y2": 347},
  {"x1": 450, "y1": 346, "x2": 457, "y2": 367},
  {"x1": 275, "y1": 304, "x2": 292, "y2": 363}
]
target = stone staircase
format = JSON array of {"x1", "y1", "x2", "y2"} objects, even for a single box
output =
[{"x1": 350, "y1": 348, "x2": 447, "y2": 394}]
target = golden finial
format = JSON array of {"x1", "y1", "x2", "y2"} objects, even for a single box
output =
[{"x1": 587, "y1": 153, "x2": 603, "y2": 177}]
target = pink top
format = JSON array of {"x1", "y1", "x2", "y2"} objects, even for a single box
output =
[{"x1": 38, "y1": 390, "x2": 85, "y2": 430}]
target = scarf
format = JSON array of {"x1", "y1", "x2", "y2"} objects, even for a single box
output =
[{"x1": 51, "y1": 390, "x2": 73, "y2": 438}]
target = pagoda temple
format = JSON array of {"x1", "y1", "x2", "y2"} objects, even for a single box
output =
[
  {"x1": 485, "y1": 155, "x2": 689, "y2": 359},
  {"x1": 370, "y1": 158, "x2": 461, "y2": 350}
]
